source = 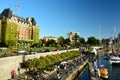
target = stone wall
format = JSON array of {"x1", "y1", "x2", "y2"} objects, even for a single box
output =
[{"x1": 0, "y1": 49, "x2": 78, "y2": 80}]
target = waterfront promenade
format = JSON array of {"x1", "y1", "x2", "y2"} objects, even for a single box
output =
[
  {"x1": 11, "y1": 56, "x2": 88, "y2": 80},
  {"x1": 0, "y1": 49, "x2": 79, "y2": 80},
  {"x1": 10, "y1": 51, "x2": 92, "y2": 80}
]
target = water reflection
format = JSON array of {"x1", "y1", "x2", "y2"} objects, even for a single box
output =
[{"x1": 109, "y1": 65, "x2": 120, "y2": 80}]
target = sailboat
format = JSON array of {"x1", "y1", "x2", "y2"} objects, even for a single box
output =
[
  {"x1": 109, "y1": 51, "x2": 120, "y2": 65},
  {"x1": 109, "y1": 27, "x2": 120, "y2": 65}
]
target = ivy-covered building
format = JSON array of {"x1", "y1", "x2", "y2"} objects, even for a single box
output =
[{"x1": 0, "y1": 8, "x2": 39, "y2": 48}]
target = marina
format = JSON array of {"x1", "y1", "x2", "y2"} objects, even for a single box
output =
[{"x1": 79, "y1": 51, "x2": 120, "y2": 80}]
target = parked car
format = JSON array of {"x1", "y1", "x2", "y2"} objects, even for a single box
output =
[
  {"x1": 37, "y1": 49, "x2": 50, "y2": 53},
  {"x1": 29, "y1": 50, "x2": 37, "y2": 54},
  {"x1": 17, "y1": 50, "x2": 26, "y2": 54},
  {"x1": 42, "y1": 49, "x2": 50, "y2": 52}
]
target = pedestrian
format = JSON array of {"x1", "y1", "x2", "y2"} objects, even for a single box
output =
[
  {"x1": 18, "y1": 67, "x2": 20, "y2": 75},
  {"x1": 57, "y1": 65, "x2": 60, "y2": 74},
  {"x1": 57, "y1": 73, "x2": 61, "y2": 80},
  {"x1": 4, "y1": 52, "x2": 7, "y2": 57},
  {"x1": 25, "y1": 75, "x2": 28, "y2": 80},
  {"x1": 57, "y1": 69, "x2": 59, "y2": 74},
  {"x1": 64, "y1": 65, "x2": 66, "y2": 70},
  {"x1": 36, "y1": 72, "x2": 40, "y2": 80},
  {"x1": 11, "y1": 70, "x2": 15, "y2": 79}
]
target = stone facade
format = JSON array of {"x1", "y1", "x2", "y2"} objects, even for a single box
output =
[
  {"x1": 0, "y1": 20, "x2": 1, "y2": 42},
  {"x1": 68, "y1": 32, "x2": 79, "y2": 43},
  {"x1": 0, "y1": 8, "x2": 39, "y2": 46}
]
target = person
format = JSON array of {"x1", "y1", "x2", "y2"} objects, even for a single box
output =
[
  {"x1": 18, "y1": 67, "x2": 20, "y2": 75},
  {"x1": 57, "y1": 73, "x2": 61, "y2": 80},
  {"x1": 100, "y1": 64, "x2": 104, "y2": 68},
  {"x1": 2, "y1": 53, "x2": 6, "y2": 57},
  {"x1": 11, "y1": 70, "x2": 15, "y2": 79},
  {"x1": 11, "y1": 52, "x2": 14, "y2": 56},
  {"x1": 25, "y1": 75, "x2": 28, "y2": 80},
  {"x1": 57, "y1": 65, "x2": 60, "y2": 74}
]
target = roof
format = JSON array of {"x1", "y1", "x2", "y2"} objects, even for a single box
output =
[
  {"x1": 1, "y1": 8, "x2": 12, "y2": 19},
  {"x1": 91, "y1": 48, "x2": 97, "y2": 55},
  {"x1": 0, "y1": 8, "x2": 37, "y2": 26}
]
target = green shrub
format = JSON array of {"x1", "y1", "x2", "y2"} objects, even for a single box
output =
[{"x1": 24, "y1": 50, "x2": 80, "y2": 74}]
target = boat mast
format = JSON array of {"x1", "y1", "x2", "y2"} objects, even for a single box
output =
[
  {"x1": 98, "y1": 25, "x2": 102, "y2": 67},
  {"x1": 113, "y1": 26, "x2": 116, "y2": 53}
]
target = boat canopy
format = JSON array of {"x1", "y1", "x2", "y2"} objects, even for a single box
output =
[{"x1": 91, "y1": 48, "x2": 97, "y2": 55}]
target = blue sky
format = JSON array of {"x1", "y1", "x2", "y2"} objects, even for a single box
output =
[{"x1": 0, "y1": 0, "x2": 120, "y2": 40}]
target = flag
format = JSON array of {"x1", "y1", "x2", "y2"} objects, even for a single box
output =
[{"x1": 15, "y1": 4, "x2": 20, "y2": 8}]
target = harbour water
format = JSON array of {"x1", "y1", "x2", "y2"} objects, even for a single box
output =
[
  {"x1": 78, "y1": 67, "x2": 89, "y2": 80},
  {"x1": 78, "y1": 53, "x2": 120, "y2": 80}
]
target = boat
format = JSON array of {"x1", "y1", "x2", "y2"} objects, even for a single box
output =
[
  {"x1": 109, "y1": 56, "x2": 120, "y2": 65},
  {"x1": 99, "y1": 67, "x2": 108, "y2": 79},
  {"x1": 104, "y1": 52, "x2": 111, "y2": 60},
  {"x1": 98, "y1": 64, "x2": 108, "y2": 80}
]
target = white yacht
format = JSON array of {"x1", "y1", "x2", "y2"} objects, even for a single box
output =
[{"x1": 109, "y1": 56, "x2": 120, "y2": 65}]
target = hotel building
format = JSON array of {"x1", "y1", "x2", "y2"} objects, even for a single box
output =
[{"x1": 0, "y1": 8, "x2": 39, "y2": 47}]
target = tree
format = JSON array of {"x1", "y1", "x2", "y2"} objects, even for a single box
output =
[
  {"x1": 39, "y1": 39, "x2": 44, "y2": 47},
  {"x1": 79, "y1": 37, "x2": 85, "y2": 46},
  {"x1": 74, "y1": 33, "x2": 79, "y2": 47},
  {"x1": 96, "y1": 39, "x2": 100, "y2": 45},
  {"x1": 46, "y1": 39, "x2": 57, "y2": 47},
  {"x1": 58, "y1": 36, "x2": 65, "y2": 47},
  {"x1": 86, "y1": 37, "x2": 99, "y2": 46},
  {"x1": 101, "y1": 38, "x2": 107, "y2": 46},
  {"x1": 118, "y1": 33, "x2": 120, "y2": 38},
  {"x1": 64, "y1": 38, "x2": 71, "y2": 46}
]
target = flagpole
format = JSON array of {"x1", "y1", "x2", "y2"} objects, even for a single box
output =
[
  {"x1": 18, "y1": 7, "x2": 19, "y2": 16},
  {"x1": 112, "y1": 26, "x2": 116, "y2": 51},
  {"x1": 16, "y1": 4, "x2": 20, "y2": 16}
]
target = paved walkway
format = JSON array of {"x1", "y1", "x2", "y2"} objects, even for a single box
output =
[
  {"x1": 9, "y1": 56, "x2": 86, "y2": 80},
  {"x1": 44, "y1": 58, "x2": 83, "y2": 80}
]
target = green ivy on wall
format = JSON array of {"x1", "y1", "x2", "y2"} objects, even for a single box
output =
[
  {"x1": 2, "y1": 19, "x2": 18, "y2": 47},
  {"x1": 32, "y1": 26, "x2": 39, "y2": 44},
  {"x1": 1, "y1": 19, "x2": 40, "y2": 48}
]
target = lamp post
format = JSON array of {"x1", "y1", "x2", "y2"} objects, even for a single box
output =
[{"x1": 17, "y1": 43, "x2": 20, "y2": 55}]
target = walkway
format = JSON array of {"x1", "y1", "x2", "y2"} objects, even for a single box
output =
[{"x1": 9, "y1": 56, "x2": 83, "y2": 80}]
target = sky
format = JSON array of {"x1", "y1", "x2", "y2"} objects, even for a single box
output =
[{"x1": 0, "y1": 0, "x2": 120, "y2": 40}]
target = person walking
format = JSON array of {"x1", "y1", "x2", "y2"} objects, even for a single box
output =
[
  {"x1": 11, "y1": 70, "x2": 15, "y2": 79},
  {"x1": 17, "y1": 67, "x2": 20, "y2": 75},
  {"x1": 57, "y1": 73, "x2": 61, "y2": 80}
]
